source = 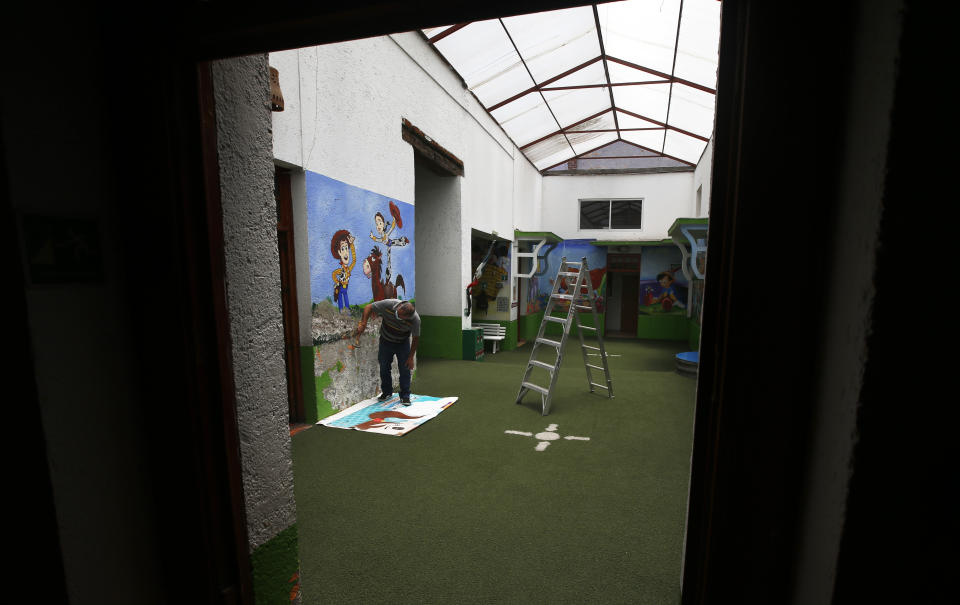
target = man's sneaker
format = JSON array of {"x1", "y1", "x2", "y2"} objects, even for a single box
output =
[
  {"x1": 399, "y1": 397, "x2": 411, "y2": 406},
  {"x1": 378, "y1": 392, "x2": 391, "y2": 401}
]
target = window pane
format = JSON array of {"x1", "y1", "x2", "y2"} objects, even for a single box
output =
[
  {"x1": 611, "y1": 200, "x2": 642, "y2": 229},
  {"x1": 580, "y1": 200, "x2": 610, "y2": 229}
]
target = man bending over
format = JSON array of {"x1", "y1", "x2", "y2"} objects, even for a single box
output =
[{"x1": 357, "y1": 299, "x2": 420, "y2": 405}]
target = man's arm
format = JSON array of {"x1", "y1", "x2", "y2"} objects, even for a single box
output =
[
  {"x1": 407, "y1": 336, "x2": 419, "y2": 370},
  {"x1": 357, "y1": 304, "x2": 375, "y2": 334}
]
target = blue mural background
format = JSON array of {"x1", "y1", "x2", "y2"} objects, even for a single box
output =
[
  {"x1": 525, "y1": 239, "x2": 607, "y2": 313},
  {"x1": 306, "y1": 172, "x2": 415, "y2": 307}
]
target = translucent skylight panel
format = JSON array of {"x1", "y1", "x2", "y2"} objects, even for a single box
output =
[
  {"x1": 607, "y1": 61, "x2": 669, "y2": 84},
  {"x1": 613, "y1": 82, "x2": 671, "y2": 123},
  {"x1": 621, "y1": 129, "x2": 667, "y2": 153},
  {"x1": 615, "y1": 109, "x2": 663, "y2": 130},
  {"x1": 471, "y1": 61, "x2": 537, "y2": 108},
  {"x1": 434, "y1": 19, "x2": 522, "y2": 91},
  {"x1": 504, "y1": 6, "x2": 601, "y2": 83},
  {"x1": 674, "y1": 0, "x2": 722, "y2": 88},
  {"x1": 543, "y1": 87, "x2": 611, "y2": 128},
  {"x1": 667, "y1": 84, "x2": 715, "y2": 138},
  {"x1": 566, "y1": 110, "x2": 616, "y2": 132},
  {"x1": 542, "y1": 60, "x2": 607, "y2": 90},
  {"x1": 524, "y1": 134, "x2": 575, "y2": 169},
  {"x1": 569, "y1": 130, "x2": 618, "y2": 155},
  {"x1": 598, "y1": 0, "x2": 681, "y2": 76},
  {"x1": 491, "y1": 93, "x2": 558, "y2": 147},
  {"x1": 663, "y1": 130, "x2": 706, "y2": 164}
]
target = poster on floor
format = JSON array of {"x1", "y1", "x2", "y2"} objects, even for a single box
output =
[{"x1": 318, "y1": 394, "x2": 458, "y2": 436}]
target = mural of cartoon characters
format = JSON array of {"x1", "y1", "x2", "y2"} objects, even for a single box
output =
[
  {"x1": 656, "y1": 268, "x2": 686, "y2": 312},
  {"x1": 369, "y1": 201, "x2": 410, "y2": 286},
  {"x1": 362, "y1": 245, "x2": 406, "y2": 301},
  {"x1": 331, "y1": 230, "x2": 357, "y2": 312}
]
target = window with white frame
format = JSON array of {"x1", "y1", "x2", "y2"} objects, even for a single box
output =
[{"x1": 579, "y1": 199, "x2": 643, "y2": 230}]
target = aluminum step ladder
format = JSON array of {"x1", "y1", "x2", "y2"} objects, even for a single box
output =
[{"x1": 515, "y1": 256, "x2": 613, "y2": 415}]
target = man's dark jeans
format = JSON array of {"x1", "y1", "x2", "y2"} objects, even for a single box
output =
[{"x1": 378, "y1": 337, "x2": 411, "y2": 399}]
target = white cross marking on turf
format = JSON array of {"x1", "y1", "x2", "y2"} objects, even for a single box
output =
[{"x1": 504, "y1": 424, "x2": 590, "y2": 451}]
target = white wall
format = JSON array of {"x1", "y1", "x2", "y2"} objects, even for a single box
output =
[
  {"x1": 541, "y1": 172, "x2": 696, "y2": 241},
  {"x1": 692, "y1": 138, "x2": 713, "y2": 218}
]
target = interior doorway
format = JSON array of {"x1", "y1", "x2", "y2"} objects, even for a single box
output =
[{"x1": 275, "y1": 168, "x2": 305, "y2": 422}]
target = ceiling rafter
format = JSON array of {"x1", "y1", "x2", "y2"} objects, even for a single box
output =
[
  {"x1": 486, "y1": 56, "x2": 603, "y2": 112},
  {"x1": 428, "y1": 23, "x2": 472, "y2": 43},
  {"x1": 542, "y1": 137, "x2": 695, "y2": 172},
  {"x1": 498, "y1": 17, "x2": 576, "y2": 160},
  {"x1": 519, "y1": 107, "x2": 610, "y2": 150},
  {"x1": 604, "y1": 55, "x2": 716, "y2": 95},
  {"x1": 660, "y1": 0, "x2": 685, "y2": 153},
  {"x1": 593, "y1": 4, "x2": 620, "y2": 143},
  {"x1": 421, "y1": 2, "x2": 719, "y2": 171}
]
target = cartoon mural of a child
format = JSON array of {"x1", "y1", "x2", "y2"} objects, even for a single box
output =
[
  {"x1": 331, "y1": 230, "x2": 356, "y2": 312},
  {"x1": 656, "y1": 268, "x2": 686, "y2": 312}
]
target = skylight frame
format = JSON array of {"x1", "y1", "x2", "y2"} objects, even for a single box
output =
[{"x1": 422, "y1": 0, "x2": 720, "y2": 172}]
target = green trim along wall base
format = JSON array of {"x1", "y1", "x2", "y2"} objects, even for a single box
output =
[
  {"x1": 518, "y1": 311, "x2": 544, "y2": 342},
  {"x1": 637, "y1": 313, "x2": 703, "y2": 344},
  {"x1": 419, "y1": 315, "x2": 462, "y2": 359},
  {"x1": 251, "y1": 523, "x2": 300, "y2": 604}
]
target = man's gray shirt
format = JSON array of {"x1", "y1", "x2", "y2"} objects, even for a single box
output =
[{"x1": 370, "y1": 299, "x2": 420, "y2": 343}]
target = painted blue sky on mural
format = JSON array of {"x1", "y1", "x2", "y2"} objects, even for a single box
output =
[{"x1": 306, "y1": 172, "x2": 415, "y2": 307}]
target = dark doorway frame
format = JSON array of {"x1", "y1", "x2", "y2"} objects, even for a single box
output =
[{"x1": 12, "y1": 0, "x2": 939, "y2": 603}]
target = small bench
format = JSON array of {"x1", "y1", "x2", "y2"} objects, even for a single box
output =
[{"x1": 473, "y1": 322, "x2": 506, "y2": 354}]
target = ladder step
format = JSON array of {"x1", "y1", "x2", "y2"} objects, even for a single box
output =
[
  {"x1": 579, "y1": 325, "x2": 597, "y2": 331},
  {"x1": 544, "y1": 315, "x2": 566, "y2": 323},
  {"x1": 552, "y1": 294, "x2": 573, "y2": 300},
  {"x1": 583, "y1": 345, "x2": 601, "y2": 351},
  {"x1": 564, "y1": 261, "x2": 582, "y2": 266},
  {"x1": 574, "y1": 305, "x2": 593, "y2": 311},
  {"x1": 522, "y1": 381, "x2": 550, "y2": 396},
  {"x1": 590, "y1": 382, "x2": 609, "y2": 390},
  {"x1": 587, "y1": 364, "x2": 605, "y2": 371},
  {"x1": 529, "y1": 360, "x2": 556, "y2": 372},
  {"x1": 536, "y1": 337, "x2": 563, "y2": 348},
  {"x1": 558, "y1": 271, "x2": 579, "y2": 277}
]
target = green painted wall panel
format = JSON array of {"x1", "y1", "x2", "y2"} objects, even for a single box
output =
[
  {"x1": 518, "y1": 312, "x2": 544, "y2": 342},
  {"x1": 312, "y1": 370, "x2": 337, "y2": 423},
  {"x1": 636, "y1": 314, "x2": 689, "y2": 341},
  {"x1": 418, "y1": 315, "x2": 462, "y2": 359},
  {"x1": 251, "y1": 524, "x2": 301, "y2": 604}
]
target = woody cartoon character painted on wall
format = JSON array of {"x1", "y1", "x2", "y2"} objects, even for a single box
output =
[
  {"x1": 364, "y1": 201, "x2": 409, "y2": 301},
  {"x1": 331, "y1": 230, "x2": 357, "y2": 312}
]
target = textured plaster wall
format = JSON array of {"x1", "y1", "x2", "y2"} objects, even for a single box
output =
[
  {"x1": 213, "y1": 55, "x2": 297, "y2": 551},
  {"x1": 541, "y1": 172, "x2": 695, "y2": 241}
]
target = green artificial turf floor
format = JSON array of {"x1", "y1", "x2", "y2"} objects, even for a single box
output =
[{"x1": 292, "y1": 337, "x2": 698, "y2": 604}]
